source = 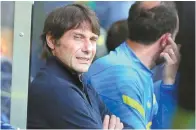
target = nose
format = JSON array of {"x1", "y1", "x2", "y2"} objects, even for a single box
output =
[{"x1": 81, "y1": 39, "x2": 92, "y2": 54}]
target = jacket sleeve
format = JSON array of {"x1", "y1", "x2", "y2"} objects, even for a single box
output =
[
  {"x1": 87, "y1": 82, "x2": 112, "y2": 120},
  {"x1": 32, "y1": 81, "x2": 103, "y2": 129},
  {"x1": 116, "y1": 76, "x2": 147, "y2": 129},
  {"x1": 84, "y1": 67, "x2": 147, "y2": 129}
]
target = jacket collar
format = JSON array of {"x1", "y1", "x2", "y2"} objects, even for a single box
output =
[
  {"x1": 121, "y1": 42, "x2": 153, "y2": 77},
  {"x1": 45, "y1": 56, "x2": 81, "y2": 85}
]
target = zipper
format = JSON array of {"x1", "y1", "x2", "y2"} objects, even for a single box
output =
[
  {"x1": 79, "y1": 74, "x2": 92, "y2": 107},
  {"x1": 79, "y1": 74, "x2": 102, "y2": 125}
]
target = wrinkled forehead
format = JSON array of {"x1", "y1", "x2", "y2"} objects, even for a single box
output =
[{"x1": 73, "y1": 21, "x2": 98, "y2": 37}]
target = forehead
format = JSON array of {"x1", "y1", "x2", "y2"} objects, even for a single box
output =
[{"x1": 71, "y1": 22, "x2": 98, "y2": 37}]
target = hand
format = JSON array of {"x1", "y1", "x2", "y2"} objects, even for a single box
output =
[
  {"x1": 160, "y1": 36, "x2": 181, "y2": 85},
  {"x1": 103, "y1": 115, "x2": 124, "y2": 130}
]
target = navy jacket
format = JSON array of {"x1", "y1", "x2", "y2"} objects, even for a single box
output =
[{"x1": 27, "y1": 56, "x2": 111, "y2": 129}]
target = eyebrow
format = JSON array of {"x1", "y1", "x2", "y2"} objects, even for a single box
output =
[
  {"x1": 91, "y1": 36, "x2": 98, "y2": 40},
  {"x1": 73, "y1": 32, "x2": 85, "y2": 37},
  {"x1": 73, "y1": 32, "x2": 98, "y2": 39}
]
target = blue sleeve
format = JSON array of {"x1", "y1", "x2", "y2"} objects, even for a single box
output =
[
  {"x1": 159, "y1": 74, "x2": 179, "y2": 108},
  {"x1": 117, "y1": 75, "x2": 147, "y2": 129},
  {"x1": 154, "y1": 73, "x2": 179, "y2": 105},
  {"x1": 152, "y1": 74, "x2": 179, "y2": 129},
  {"x1": 160, "y1": 73, "x2": 180, "y2": 92},
  {"x1": 152, "y1": 81, "x2": 178, "y2": 129},
  {"x1": 85, "y1": 67, "x2": 147, "y2": 129},
  {"x1": 161, "y1": 82, "x2": 176, "y2": 91}
]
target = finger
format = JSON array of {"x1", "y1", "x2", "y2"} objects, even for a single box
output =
[
  {"x1": 168, "y1": 48, "x2": 177, "y2": 63},
  {"x1": 161, "y1": 40, "x2": 170, "y2": 52},
  {"x1": 109, "y1": 115, "x2": 117, "y2": 129},
  {"x1": 161, "y1": 40, "x2": 167, "y2": 49},
  {"x1": 167, "y1": 37, "x2": 179, "y2": 55},
  {"x1": 162, "y1": 45, "x2": 172, "y2": 53},
  {"x1": 120, "y1": 123, "x2": 124, "y2": 129},
  {"x1": 121, "y1": 123, "x2": 124, "y2": 129},
  {"x1": 103, "y1": 115, "x2": 110, "y2": 129},
  {"x1": 161, "y1": 33, "x2": 171, "y2": 48},
  {"x1": 166, "y1": 43, "x2": 181, "y2": 60},
  {"x1": 160, "y1": 52, "x2": 173, "y2": 65},
  {"x1": 114, "y1": 117, "x2": 121, "y2": 129}
]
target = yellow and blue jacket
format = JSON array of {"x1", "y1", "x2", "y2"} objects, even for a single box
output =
[{"x1": 83, "y1": 42, "x2": 159, "y2": 129}]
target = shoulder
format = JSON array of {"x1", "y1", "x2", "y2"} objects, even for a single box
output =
[
  {"x1": 86, "y1": 64, "x2": 139, "y2": 83},
  {"x1": 84, "y1": 50, "x2": 132, "y2": 81},
  {"x1": 29, "y1": 69, "x2": 82, "y2": 102}
]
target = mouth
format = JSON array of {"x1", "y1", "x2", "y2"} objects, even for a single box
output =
[{"x1": 76, "y1": 57, "x2": 90, "y2": 64}]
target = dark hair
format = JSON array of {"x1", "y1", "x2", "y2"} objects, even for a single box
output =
[
  {"x1": 106, "y1": 20, "x2": 129, "y2": 52},
  {"x1": 128, "y1": 1, "x2": 178, "y2": 44},
  {"x1": 41, "y1": 4, "x2": 100, "y2": 58}
]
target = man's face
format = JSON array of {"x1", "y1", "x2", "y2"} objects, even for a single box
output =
[{"x1": 52, "y1": 22, "x2": 98, "y2": 73}]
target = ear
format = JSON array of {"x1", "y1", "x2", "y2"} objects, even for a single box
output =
[
  {"x1": 46, "y1": 33, "x2": 55, "y2": 50},
  {"x1": 159, "y1": 33, "x2": 171, "y2": 48}
]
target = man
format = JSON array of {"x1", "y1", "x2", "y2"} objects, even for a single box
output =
[
  {"x1": 27, "y1": 4, "x2": 124, "y2": 129},
  {"x1": 106, "y1": 19, "x2": 128, "y2": 52},
  {"x1": 83, "y1": 1, "x2": 181, "y2": 129},
  {"x1": 104, "y1": 19, "x2": 178, "y2": 129}
]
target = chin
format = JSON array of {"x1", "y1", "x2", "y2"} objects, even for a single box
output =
[{"x1": 75, "y1": 65, "x2": 90, "y2": 73}]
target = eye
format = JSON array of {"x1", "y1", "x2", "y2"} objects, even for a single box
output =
[
  {"x1": 74, "y1": 35, "x2": 82, "y2": 40},
  {"x1": 90, "y1": 38, "x2": 97, "y2": 42}
]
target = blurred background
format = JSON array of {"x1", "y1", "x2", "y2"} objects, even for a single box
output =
[{"x1": 1, "y1": 1, "x2": 195, "y2": 129}]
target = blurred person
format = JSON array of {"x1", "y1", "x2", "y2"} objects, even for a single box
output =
[
  {"x1": 1, "y1": 28, "x2": 14, "y2": 123},
  {"x1": 27, "y1": 4, "x2": 124, "y2": 129},
  {"x1": 106, "y1": 19, "x2": 128, "y2": 52},
  {"x1": 83, "y1": 1, "x2": 180, "y2": 129},
  {"x1": 1, "y1": 56, "x2": 12, "y2": 123},
  {"x1": 94, "y1": 27, "x2": 108, "y2": 60}
]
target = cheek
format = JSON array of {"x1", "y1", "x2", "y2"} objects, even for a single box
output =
[
  {"x1": 71, "y1": 46, "x2": 81, "y2": 60},
  {"x1": 57, "y1": 43, "x2": 73, "y2": 61},
  {"x1": 92, "y1": 44, "x2": 96, "y2": 55}
]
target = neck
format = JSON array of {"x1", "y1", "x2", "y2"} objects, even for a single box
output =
[{"x1": 126, "y1": 39, "x2": 158, "y2": 69}]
